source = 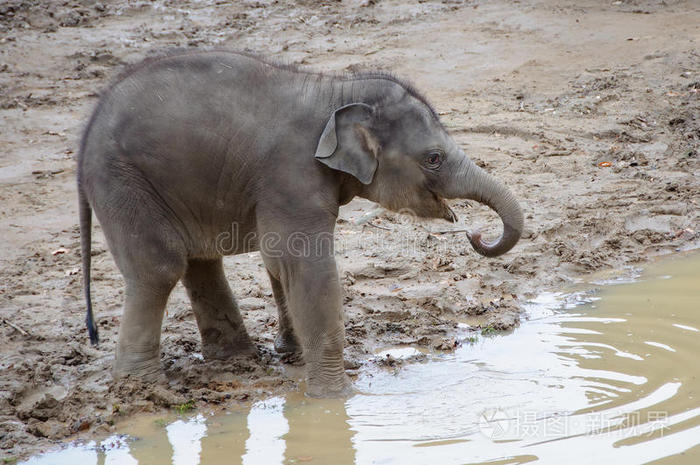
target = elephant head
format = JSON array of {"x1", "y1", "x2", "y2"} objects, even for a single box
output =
[{"x1": 314, "y1": 83, "x2": 524, "y2": 257}]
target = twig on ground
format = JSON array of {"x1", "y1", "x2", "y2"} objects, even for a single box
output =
[
  {"x1": 2, "y1": 318, "x2": 31, "y2": 337},
  {"x1": 365, "y1": 222, "x2": 392, "y2": 231},
  {"x1": 354, "y1": 207, "x2": 385, "y2": 226},
  {"x1": 429, "y1": 228, "x2": 471, "y2": 235}
]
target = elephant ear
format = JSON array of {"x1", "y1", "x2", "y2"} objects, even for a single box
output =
[{"x1": 314, "y1": 103, "x2": 380, "y2": 185}]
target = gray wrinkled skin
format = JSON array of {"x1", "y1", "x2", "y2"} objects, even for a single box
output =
[{"x1": 78, "y1": 50, "x2": 523, "y2": 397}]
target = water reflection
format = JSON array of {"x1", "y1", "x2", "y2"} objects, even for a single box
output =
[
  {"x1": 282, "y1": 394, "x2": 354, "y2": 464},
  {"x1": 198, "y1": 405, "x2": 248, "y2": 464},
  {"x1": 243, "y1": 398, "x2": 286, "y2": 464},
  {"x1": 129, "y1": 416, "x2": 171, "y2": 465},
  {"x1": 21, "y1": 253, "x2": 700, "y2": 465},
  {"x1": 78, "y1": 395, "x2": 356, "y2": 465}
]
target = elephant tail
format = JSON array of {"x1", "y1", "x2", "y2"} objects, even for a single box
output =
[{"x1": 79, "y1": 184, "x2": 99, "y2": 346}]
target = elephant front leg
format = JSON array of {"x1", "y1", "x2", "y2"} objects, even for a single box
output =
[
  {"x1": 183, "y1": 258, "x2": 256, "y2": 360},
  {"x1": 274, "y1": 258, "x2": 352, "y2": 397},
  {"x1": 267, "y1": 270, "x2": 301, "y2": 355}
]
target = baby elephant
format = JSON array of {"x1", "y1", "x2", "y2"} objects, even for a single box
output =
[{"x1": 78, "y1": 50, "x2": 523, "y2": 397}]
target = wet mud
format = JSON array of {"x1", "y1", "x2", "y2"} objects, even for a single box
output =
[{"x1": 20, "y1": 252, "x2": 700, "y2": 464}]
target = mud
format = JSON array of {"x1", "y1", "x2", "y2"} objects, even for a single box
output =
[{"x1": 1, "y1": 0, "x2": 698, "y2": 461}]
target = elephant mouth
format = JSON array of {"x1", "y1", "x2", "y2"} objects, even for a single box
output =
[
  {"x1": 431, "y1": 191, "x2": 458, "y2": 223},
  {"x1": 441, "y1": 198, "x2": 458, "y2": 223}
]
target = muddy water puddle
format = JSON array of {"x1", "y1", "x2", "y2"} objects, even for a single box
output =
[{"x1": 23, "y1": 253, "x2": 700, "y2": 464}]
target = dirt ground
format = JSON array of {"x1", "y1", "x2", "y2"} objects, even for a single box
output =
[{"x1": 1, "y1": 0, "x2": 698, "y2": 460}]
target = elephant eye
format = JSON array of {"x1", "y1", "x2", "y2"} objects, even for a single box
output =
[{"x1": 423, "y1": 151, "x2": 444, "y2": 169}]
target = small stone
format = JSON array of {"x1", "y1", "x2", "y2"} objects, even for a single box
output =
[
  {"x1": 29, "y1": 420, "x2": 69, "y2": 439},
  {"x1": 72, "y1": 418, "x2": 91, "y2": 432},
  {"x1": 147, "y1": 386, "x2": 186, "y2": 408}
]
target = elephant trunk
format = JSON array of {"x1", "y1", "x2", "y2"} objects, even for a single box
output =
[{"x1": 445, "y1": 153, "x2": 524, "y2": 257}]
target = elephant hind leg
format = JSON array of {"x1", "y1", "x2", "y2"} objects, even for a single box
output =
[
  {"x1": 114, "y1": 278, "x2": 178, "y2": 381},
  {"x1": 183, "y1": 258, "x2": 255, "y2": 360},
  {"x1": 101, "y1": 215, "x2": 187, "y2": 382}
]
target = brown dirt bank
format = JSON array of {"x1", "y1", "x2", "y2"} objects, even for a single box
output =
[{"x1": 1, "y1": 0, "x2": 698, "y2": 461}]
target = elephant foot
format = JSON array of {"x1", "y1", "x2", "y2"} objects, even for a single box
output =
[
  {"x1": 113, "y1": 355, "x2": 164, "y2": 383},
  {"x1": 202, "y1": 340, "x2": 258, "y2": 360},
  {"x1": 305, "y1": 374, "x2": 355, "y2": 398},
  {"x1": 274, "y1": 331, "x2": 301, "y2": 355},
  {"x1": 200, "y1": 327, "x2": 257, "y2": 360}
]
